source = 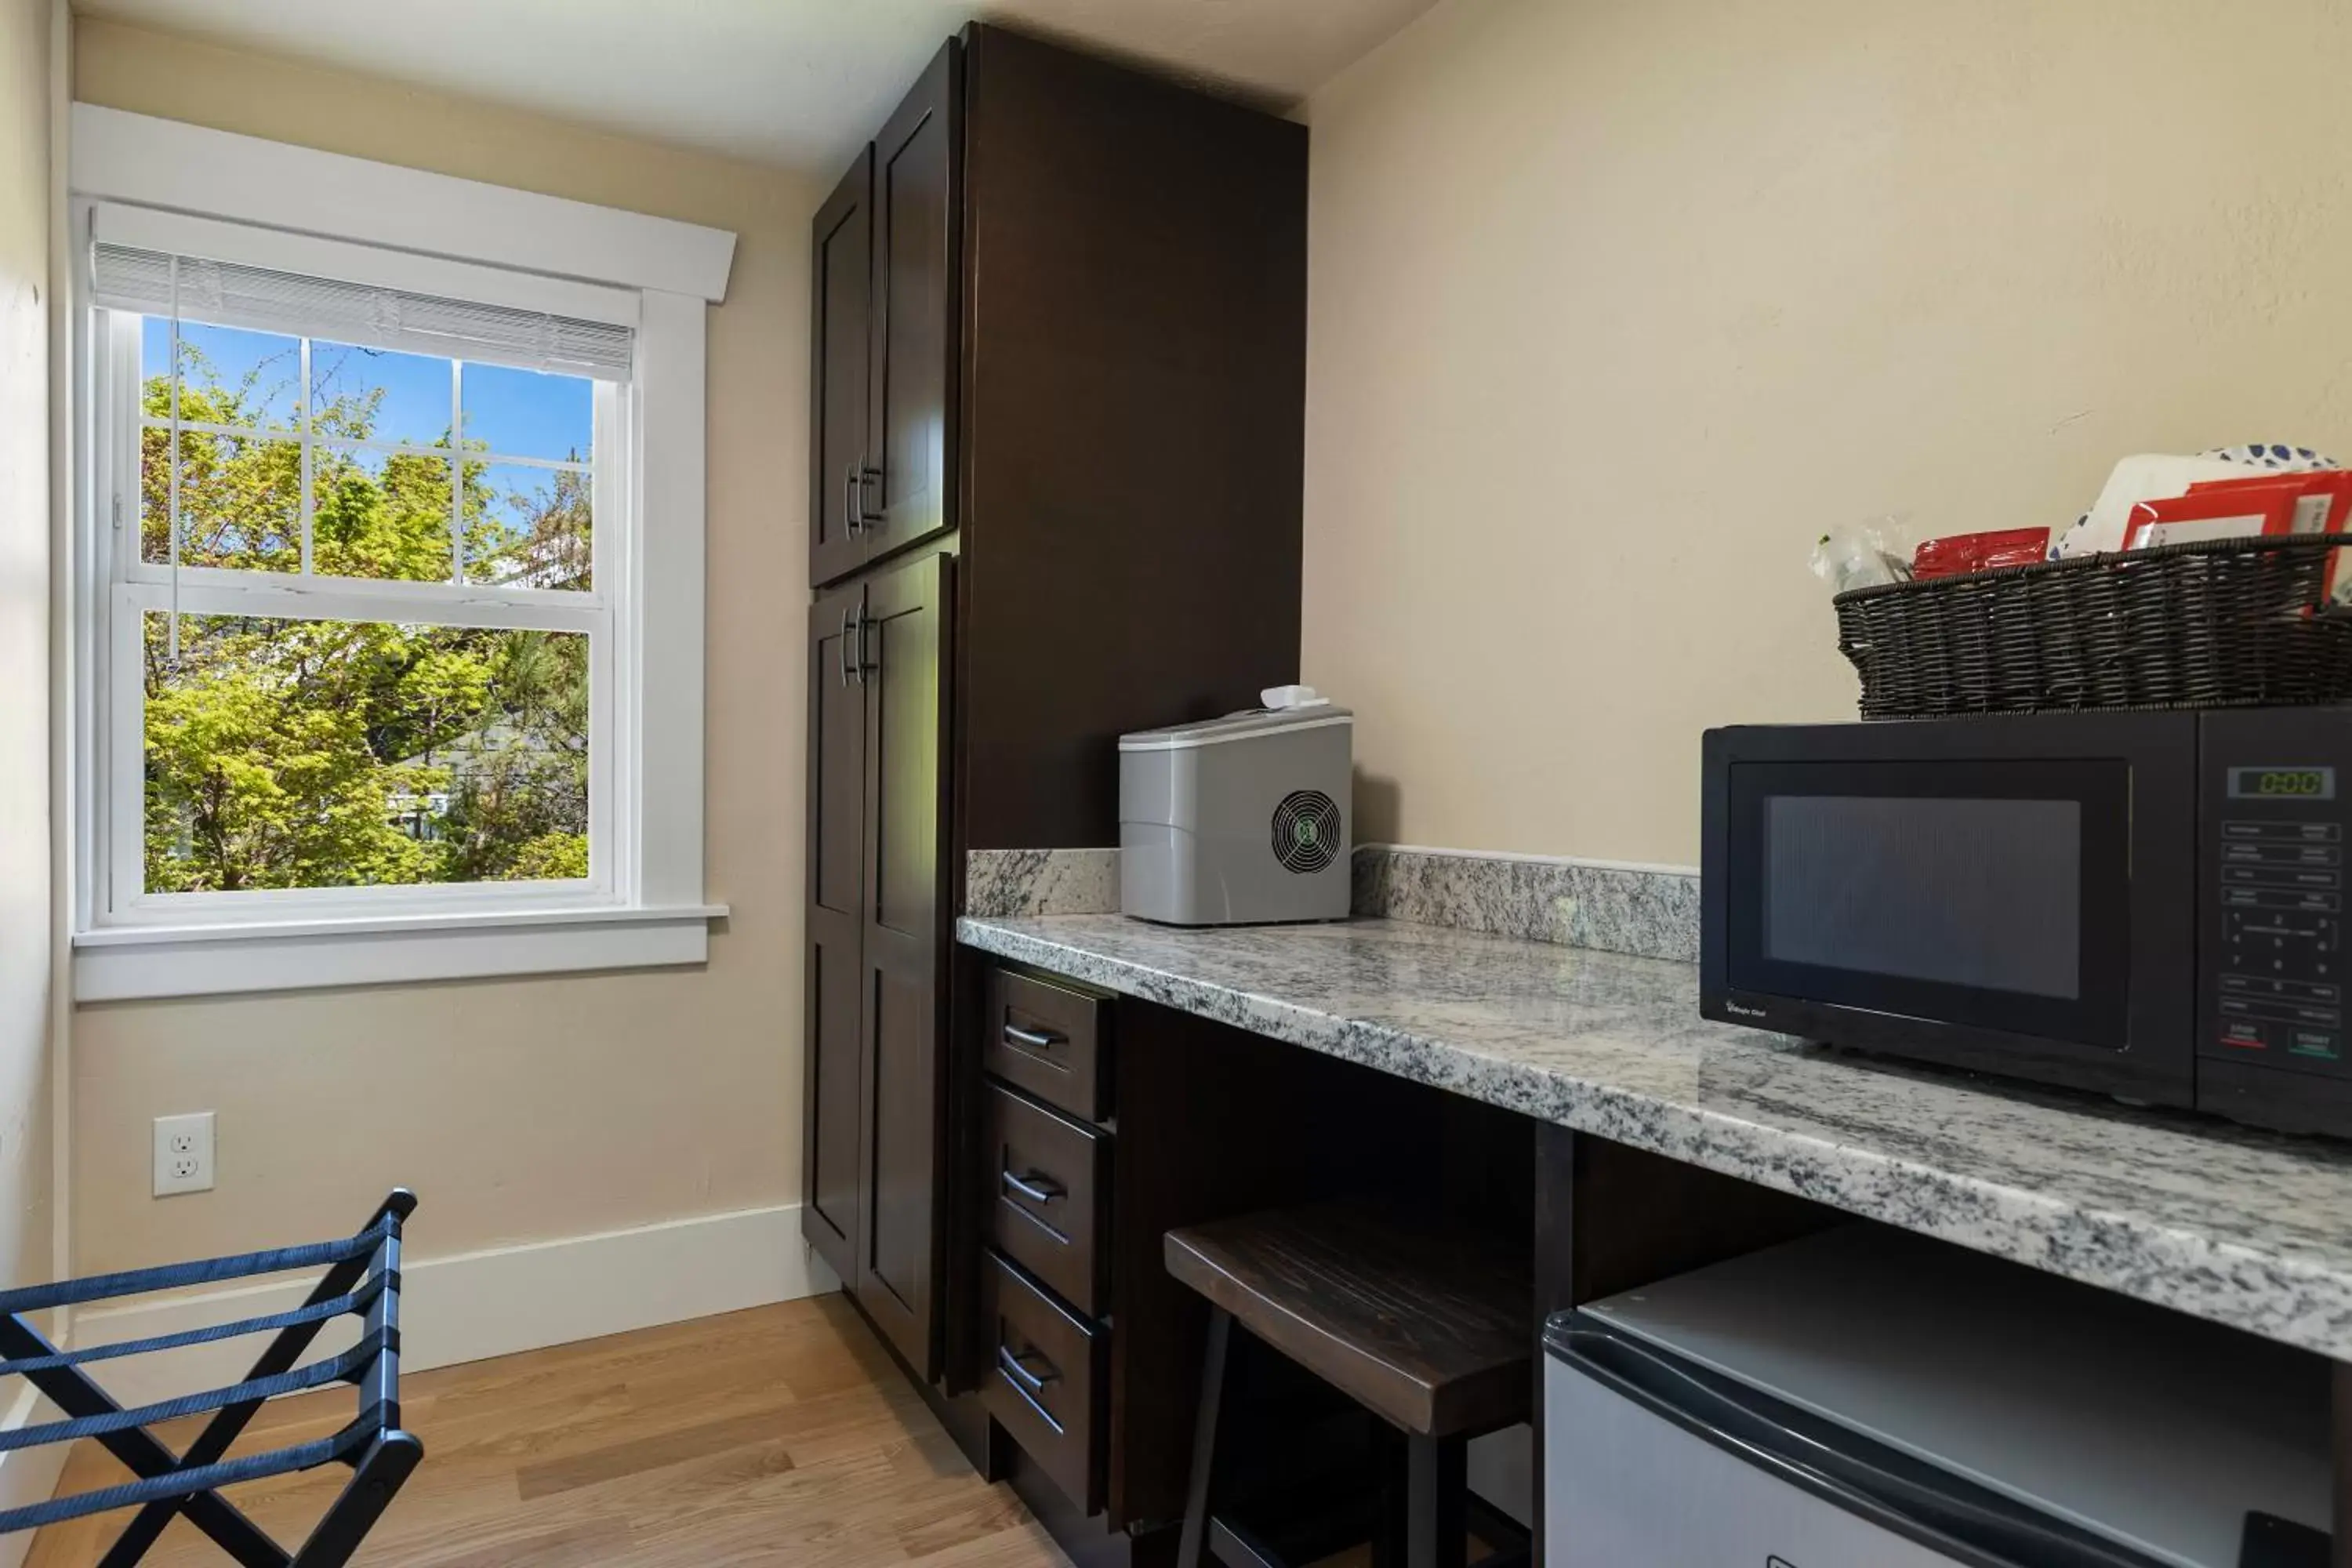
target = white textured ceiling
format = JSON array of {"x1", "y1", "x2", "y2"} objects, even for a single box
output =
[{"x1": 74, "y1": 0, "x2": 1434, "y2": 172}]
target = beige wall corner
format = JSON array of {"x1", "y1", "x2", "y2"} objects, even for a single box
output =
[
  {"x1": 1, "y1": 0, "x2": 60, "y2": 1544},
  {"x1": 68, "y1": 17, "x2": 827, "y2": 1288},
  {"x1": 45, "y1": 0, "x2": 69, "y2": 1307},
  {"x1": 2, "y1": 0, "x2": 55, "y2": 1295},
  {"x1": 1301, "y1": 0, "x2": 2352, "y2": 866}
]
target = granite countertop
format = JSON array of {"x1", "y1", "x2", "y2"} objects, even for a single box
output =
[{"x1": 957, "y1": 912, "x2": 2352, "y2": 1362}]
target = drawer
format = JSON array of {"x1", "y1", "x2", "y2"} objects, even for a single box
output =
[
  {"x1": 982, "y1": 1250, "x2": 1103, "y2": 1515},
  {"x1": 985, "y1": 1080, "x2": 1109, "y2": 1316},
  {"x1": 984, "y1": 967, "x2": 1111, "y2": 1122}
]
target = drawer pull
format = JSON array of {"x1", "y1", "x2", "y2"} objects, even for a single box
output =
[
  {"x1": 985, "y1": 971, "x2": 1105, "y2": 1122},
  {"x1": 997, "y1": 1344, "x2": 1061, "y2": 1394},
  {"x1": 1002, "y1": 1023, "x2": 1064, "y2": 1053},
  {"x1": 1000, "y1": 1369, "x2": 1065, "y2": 1436},
  {"x1": 1002, "y1": 1169, "x2": 1065, "y2": 1205}
]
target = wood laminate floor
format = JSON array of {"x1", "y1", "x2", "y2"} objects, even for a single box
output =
[{"x1": 27, "y1": 1294, "x2": 1073, "y2": 1567}]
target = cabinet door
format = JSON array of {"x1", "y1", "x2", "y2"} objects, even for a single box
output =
[
  {"x1": 801, "y1": 583, "x2": 868, "y2": 1285},
  {"x1": 809, "y1": 148, "x2": 873, "y2": 588},
  {"x1": 866, "y1": 40, "x2": 960, "y2": 564},
  {"x1": 855, "y1": 550, "x2": 955, "y2": 1374}
]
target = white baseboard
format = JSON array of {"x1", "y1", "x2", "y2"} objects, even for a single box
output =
[
  {"x1": 72, "y1": 1203, "x2": 839, "y2": 1410},
  {"x1": 0, "y1": 1385, "x2": 68, "y2": 1568}
]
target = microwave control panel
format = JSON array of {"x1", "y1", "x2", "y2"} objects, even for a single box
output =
[{"x1": 2201, "y1": 712, "x2": 2352, "y2": 1080}]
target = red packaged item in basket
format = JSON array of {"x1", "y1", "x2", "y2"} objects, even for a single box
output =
[
  {"x1": 2123, "y1": 486, "x2": 2298, "y2": 550},
  {"x1": 2182, "y1": 470, "x2": 2352, "y2": 602},
  {"x1": 1910, "y1": 527, "x2": 2053, "y2": 579},
  {"x1": 1973, "y1": 529, "x2": 2055, "y2": 571}
]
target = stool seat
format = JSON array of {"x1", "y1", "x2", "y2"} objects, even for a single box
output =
[{"x1": 1163, "y1": 1202, "x2": 1532, "y2": 1439}]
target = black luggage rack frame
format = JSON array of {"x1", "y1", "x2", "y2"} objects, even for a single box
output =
[{"x1": 0, "y1": 1189, "x2": 422, "y2": 1566}]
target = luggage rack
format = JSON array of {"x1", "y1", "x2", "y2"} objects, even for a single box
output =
[{"x1": 0, "y1": 1190, "x2": 422, "y2": 1566}]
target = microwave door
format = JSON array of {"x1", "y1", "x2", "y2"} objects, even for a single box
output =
[
  {"x1": 1700, "y1": 717, "x2": 2198, "y2": 1106},
  {"x1": 1722, "y1": 759, "x2": 2133, "y2": 1050}
]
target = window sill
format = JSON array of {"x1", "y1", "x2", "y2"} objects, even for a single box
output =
[{"x1": 71, "y1": 904, "x2": 729, "y2": 1002}]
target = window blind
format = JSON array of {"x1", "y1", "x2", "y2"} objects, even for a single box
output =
[{"x1": 92, "y1": 242, "x2": 635, "y2": 380}]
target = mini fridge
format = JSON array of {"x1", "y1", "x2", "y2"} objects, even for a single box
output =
[{"x1": 1544, "y1": 1227, "x2": 2332, "y2": 1568}]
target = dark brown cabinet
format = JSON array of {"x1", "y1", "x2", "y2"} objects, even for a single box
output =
[
  {"x1": 801, "y1": 583, "x2": 867, "y2": 1284},
  {"x1": 800, "y1": 552, "x2": 953, "y2": 1374},
  {"x1": 809, "y1": 45, "x2": 958, "y2": 590},
  {"x1": 801, "y1": 17, "x2": 1307, "y2": 1451},
  {"x1": 868, "y1": 45, "x2": 957, "y2": 564},
  {"x1": 808, "y1": 153, "x2": 872, "y2": 589},
  {"x1": 985, "y1": 1080, "x2": 1109, "y2": 1316},
  {"x1": 852, "y1": 552, "x2": 953, "y2": 1359},
  {"x1": 967, "y1": 967, "x2": 1540, "y2": 1549},
  {"x1": 982, "y1": 1247, "x2": 1105, "y2": 1515}
]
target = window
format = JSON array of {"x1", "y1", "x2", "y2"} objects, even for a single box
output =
[
  {"x1": 69, "y1": 110, "x2": 736, "y2": 1000},
  {"x1": 104, "y1": 294, "x2": 615, "y2": 907}
]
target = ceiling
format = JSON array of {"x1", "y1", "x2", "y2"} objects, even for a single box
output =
[{"x1": 74, "y1": 0, "x2": 1437, "y2": 172}]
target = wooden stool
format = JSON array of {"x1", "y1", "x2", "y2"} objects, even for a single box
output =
[{"x1": 1164, "y1": 1203, "x2": 1533, "y2": 1568}]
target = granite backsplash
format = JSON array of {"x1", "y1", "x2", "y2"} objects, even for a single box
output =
[{"x1": 966, "y1": 844, "x2": 1700, "y2": 962}]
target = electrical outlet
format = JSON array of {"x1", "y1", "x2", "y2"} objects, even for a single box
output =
[{"x1": 153, "y1": 1112, "x2": 215, "y2": 1197}]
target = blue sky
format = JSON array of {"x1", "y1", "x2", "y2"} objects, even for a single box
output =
[{"x1": 145, "y1": 318, "x2": 593, "y2": 463}]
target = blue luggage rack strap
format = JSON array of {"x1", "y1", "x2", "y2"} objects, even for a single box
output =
[{"x1": 0, "y1": 1189, "x2": 423, "y2": 1566}]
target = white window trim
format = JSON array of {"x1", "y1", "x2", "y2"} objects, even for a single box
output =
[
  {"x1": 71, "y1": 106, "x2": 735, "y2": 302},
  {"x1": 87, "y1": 304, "x2": 627, "y2": 924},
  {"x1": 67, "y1": 107, "x2": 733, "y2": 1002}
]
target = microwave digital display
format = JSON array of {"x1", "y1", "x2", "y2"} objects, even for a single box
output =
[{"x1": 2227, "y1": 766, "x2": 2336, "y2": 800}]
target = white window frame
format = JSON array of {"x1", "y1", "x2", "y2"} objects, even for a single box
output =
[
  {"x1": 92, "y1": 309, "x2": 626, "y2": 922},
  {"x1": 67, "y1": 107, "x2": 736, "y2": 1001}
]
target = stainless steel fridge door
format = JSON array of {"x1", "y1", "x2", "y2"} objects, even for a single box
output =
[{"x1": 1544, "y1": 1318, "x2": 2166, "y2": 1568}]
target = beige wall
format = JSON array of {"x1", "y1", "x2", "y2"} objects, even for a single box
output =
[
  {"x1": 71, "y1": 17, "x2": 822, "y2": 1273},
  {"x1": 1302, "y1": 0, "x2": 2352, "y2": 866},
  {"x1": 0, "y1": 0, "x2": 54, "y2": 1299}
]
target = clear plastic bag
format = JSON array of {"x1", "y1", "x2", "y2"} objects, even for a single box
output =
[{"x1": 1810, "y1": 517, "x2": 1914, "y2": 595}]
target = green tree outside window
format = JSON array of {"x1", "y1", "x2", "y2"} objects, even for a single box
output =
[{"x1": 142, "y1": 339, "x2": 593, "y2": 893}]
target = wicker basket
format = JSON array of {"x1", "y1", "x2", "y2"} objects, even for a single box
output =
[{"x1": 1832, "y1": 534, "x2": 2352, "y2": 719}]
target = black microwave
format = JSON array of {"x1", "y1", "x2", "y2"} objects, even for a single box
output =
[{"x1": 1700, "y1": 710, "x2": 2352, "y2": 1138}]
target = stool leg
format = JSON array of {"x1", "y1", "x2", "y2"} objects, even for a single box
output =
[
  {"x1": 1404, "y1": 1434, "x2": 1468, "y2": 1568},
  {"x1": 1178, "y1": 1308, "x2": 1235, "y2": 1568},
  {"x1": 1372, "y1": 1426, "x2": 1405, "y2": 1568}
]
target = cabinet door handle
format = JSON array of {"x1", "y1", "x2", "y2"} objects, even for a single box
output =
[
  {"x1": 839, "y1": 603, "x2": 868, "y2": 687},
  {"x1": 844, "y1": 464, "x2": 864, "y2": 538},
  {"x1": 997, "y1": 1344, "x2": 1058, "y2": 1393},
  {"x1": 1002, "y1": 1169, "x2": 1065, "y2": 1205},
  {"x1": 1002, "y1": 1024, "x2": 1063, "y2": 1053},
  {"x1": 859, "y1": 465, "x2": 883, "y2": 534}
]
